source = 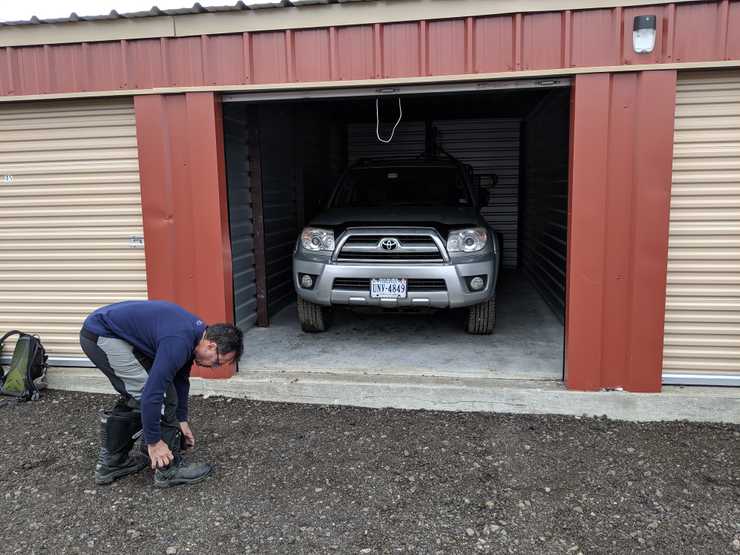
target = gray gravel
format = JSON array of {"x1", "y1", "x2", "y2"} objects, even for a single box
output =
[{"x1": 0, "y1": 390, "x2": 738, "y2": 554}]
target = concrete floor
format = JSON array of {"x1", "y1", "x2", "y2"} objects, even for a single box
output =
[{"x1": 239, "y1": 273, "x2": 564, "y2": 381}]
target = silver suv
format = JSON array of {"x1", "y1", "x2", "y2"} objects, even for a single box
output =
[{"x1": 293, "y1": 158, "x2": 500, "y2": 334}]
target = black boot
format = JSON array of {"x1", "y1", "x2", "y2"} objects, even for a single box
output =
[
  {"x1": 94, "y1": 409, "x2": 148, "y2": 485},
  {"x1": 152, "y1": 426, "x2": 212, "y2": 488},
  {"x1": 154, "y1": 458, "x2": 213, "y2": 488}
]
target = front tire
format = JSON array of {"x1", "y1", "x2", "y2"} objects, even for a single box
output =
[
  {"x1": 297, "y1": 297, "x2": 331, "y2": 333},
  {"x1": 466, "y1": 298, "x2": 496, "y2": 335}
]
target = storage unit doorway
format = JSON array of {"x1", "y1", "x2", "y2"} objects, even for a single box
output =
[{"x1": 224, "y1": 80, "x2": 571, "y2": 381}]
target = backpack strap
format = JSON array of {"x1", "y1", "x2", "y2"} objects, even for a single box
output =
[
  {"x1": 0, "y1": 330, "x2": 23, "y2": 345},
  {"x1": 0, "y1": 330, "x2": 24, "y2": 384}
]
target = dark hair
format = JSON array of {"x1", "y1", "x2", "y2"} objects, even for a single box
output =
[{"x1": 205, "y1": 323, "x2": 244, "y2": 361}]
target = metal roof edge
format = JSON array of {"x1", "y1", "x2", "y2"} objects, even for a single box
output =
[
  {"x1": 0, "y1": 0, "x2": 703, "y2": 48},
  {"x1": 0, "y1": 16, "x2": 178, "y2": 46}
]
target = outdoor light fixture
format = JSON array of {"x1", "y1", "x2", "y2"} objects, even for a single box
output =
[{"x1": 633, "y1": 15, "x2": 657, "y2": 53}]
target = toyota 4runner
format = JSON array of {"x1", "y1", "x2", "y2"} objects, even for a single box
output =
[{"x1": 292, "y1": 157, "x2": 500, "y2": 334}]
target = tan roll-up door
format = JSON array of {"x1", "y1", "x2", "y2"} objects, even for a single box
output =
[
  {"x1": 663, "y1": 70, "x2": 740, "y2": 386},
  {"x1": 0, "y1": 98, "x2": 147, "y2": 366}
]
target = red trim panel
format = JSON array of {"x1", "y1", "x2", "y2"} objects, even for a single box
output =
[
  {"x1": 134, "y1": 93, "x2": 235, "y2": 379},
  {"x1": 566, "y1": 71, "x2": 676, "y2": 392}
]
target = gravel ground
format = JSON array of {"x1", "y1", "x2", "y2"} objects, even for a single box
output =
[{"x1": 0, "y1": 390, "x2": 738, "y2": 554}]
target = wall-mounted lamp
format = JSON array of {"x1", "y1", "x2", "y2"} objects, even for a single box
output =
[{"x1": 633, "y1": 15, "x2": 657, "y2": 54}]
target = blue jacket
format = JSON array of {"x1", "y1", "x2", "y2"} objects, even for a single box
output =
[{"x1": 84, "y1": 300, "x2": 206, "y2": 444}]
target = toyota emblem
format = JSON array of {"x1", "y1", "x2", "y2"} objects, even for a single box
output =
[{"x1": 379, "y1": 238, "x2": 400, "y2": 251}]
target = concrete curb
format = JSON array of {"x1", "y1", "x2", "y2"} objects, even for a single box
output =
[{"x1": 47, "y1": 367, "x2": 740, "y2": 424}]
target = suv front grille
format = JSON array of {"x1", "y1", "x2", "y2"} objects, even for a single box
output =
[
  {"x1": 337, "y1": 232, "x2": 445, "y2": 263},
  {"x1": 332, "y1": 278, "x2": 447, "y2": 292},
  {"x1": 344, "y1": 235, "x2": 437, "y2": 246}
]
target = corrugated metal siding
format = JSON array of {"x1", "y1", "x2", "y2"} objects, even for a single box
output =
[
  {"x1": 2, "y1": 2, "x2": 738, "y2": 98},
  {"x1": 521, "y1": 90, "x2": 570, "y2": 322},
  {"x1": 259, "y1": 104, "x2": 299, "y2": 316},
  {"x1": 224, "y1": 104, "x2": 257, "y2": 331},
  {"x1": 297, "y1": 106, "x2": 348, "y2": 225},
  {"x1": 435, "y1": 119, "x2": 520, "y2": 269},
  {"x1": 663, "y1": 70, "x2": 740, "y2": 385},
  {"x1": 567, "y1": 71, "x2": 677, "y2": 392},
  {"x1": 347, "y1": 118, "x2": 520, "y2": 269},
  {"x1": 0, "y1": 98, "x2": 147, "y2": 361},
  {"x1": 348, "y1": 121, "x2": 426, "y2": 160}
]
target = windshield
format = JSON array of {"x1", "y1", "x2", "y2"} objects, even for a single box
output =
[{"x1": 331, "y1": 166, "x2": 471, "y2": 208}]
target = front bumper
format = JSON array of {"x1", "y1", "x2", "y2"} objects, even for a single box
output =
[{"x1": 293, "y1": 257, "x2": 496, "y2": 309}]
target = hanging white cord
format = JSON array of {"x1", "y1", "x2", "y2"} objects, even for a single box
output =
[{"x1": 376, "y1": 97, "x2": 403, "y2": 144}]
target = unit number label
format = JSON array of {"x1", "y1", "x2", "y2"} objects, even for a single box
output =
[{"x1": 128, "y1": 235, "x2": 145, "y2": 249}]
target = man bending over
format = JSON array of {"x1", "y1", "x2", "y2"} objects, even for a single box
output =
[{"x1": 79, "y1": 300, "x2": 243, "y2": 487}]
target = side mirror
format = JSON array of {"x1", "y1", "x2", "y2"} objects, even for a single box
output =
[{"x1": 475, "y1": 174, "x2": 496, "y2": 208}]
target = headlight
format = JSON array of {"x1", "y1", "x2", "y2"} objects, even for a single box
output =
[
  {"x1": 447, "y1": 228, "x2": 488, "y2": 253},
  {"x1": 301, "y1": 228, "x2": 335, "y2": 252}
]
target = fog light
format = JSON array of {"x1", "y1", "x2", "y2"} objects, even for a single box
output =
[
  {"x1": 469, "y1": 276, "x2": 485, "y2": 291},
  {"x1": 300, "y1": 274, "x2": 314, "y2": 289}
]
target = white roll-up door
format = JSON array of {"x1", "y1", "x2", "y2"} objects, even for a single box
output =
[
  {"x1": 0, "y1": 98, "x2": 147, "y2": 366},
  {"x1": 663, "y1": 70, "x2": 740, "y2": 386}
]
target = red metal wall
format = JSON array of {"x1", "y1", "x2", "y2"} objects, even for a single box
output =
[
  {"x1": 566, "y1": 71, "x2": 677, "y2": 392},
  {"x1": 129, "y1": 72, "x2": 679, "y2": 389},
  {"x1": 134, "y1": 92, "x2": 235, "y2": 379},
  {"x1": 0, "y1": 1, "x2": 738, "y2": 97}
]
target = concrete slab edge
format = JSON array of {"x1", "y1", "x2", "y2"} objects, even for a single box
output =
[{"x1": 46, "y1": 368, "x2": 740, "y2": 424}]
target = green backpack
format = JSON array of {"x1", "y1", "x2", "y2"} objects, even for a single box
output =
[{"x1": 0, "y1": 331, "x2": 48, "y2": 403}]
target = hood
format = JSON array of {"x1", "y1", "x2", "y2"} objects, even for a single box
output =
[{"x1": 309, "y1": 206, "x2": 484, "y2": 229}]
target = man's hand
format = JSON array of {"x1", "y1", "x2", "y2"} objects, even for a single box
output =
[
  {"x1": 179, "y1": 421, "x2": 195, "y2": 450},
  {"x1": 147, "y1": 440, "x2": 174, "y2": 469}
]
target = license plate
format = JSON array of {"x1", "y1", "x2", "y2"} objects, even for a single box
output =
[{"x1": 370, "y1": 278, "x2": 407, "y2": 298}]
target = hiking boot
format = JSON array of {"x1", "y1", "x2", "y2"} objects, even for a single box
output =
[
  {"x1": 95, "y1": 409, "x2": 148, "y2": 485},
  {"x1": 154, "y1": 459, "x2": 213, "y2": 488},
  {"x1": 96, "y1": 456, "x2": 148, "y2": 485}
]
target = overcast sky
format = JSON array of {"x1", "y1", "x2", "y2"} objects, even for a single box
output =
[{"x1": 1, "y1": 1, "x2": 278, "y2": 22}]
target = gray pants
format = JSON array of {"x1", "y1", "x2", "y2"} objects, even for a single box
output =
[{"x1": 80, "y1": 327, "x2": 181, "y2": 449}]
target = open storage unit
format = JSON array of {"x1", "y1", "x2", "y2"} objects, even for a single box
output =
[{"x1": 223, "y1": 80, "x2": 571, "y2": 380}]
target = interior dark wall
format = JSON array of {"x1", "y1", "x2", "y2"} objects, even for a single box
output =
[
  {"x1": 297, "y1": 103, "x2": 347, "y2": 225},
  {"x1": 223, "y1": 104, "x2": 257, "y2": 330},
  {"x1": 258, "y1": 104, "x2": 299, "y2": 317},
  {"x1": 520, "y1": 89, "x2": 571, "y2": 322},
  {"x1": 247, "y1": 103, "x2": 345, "y2": 319}
]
